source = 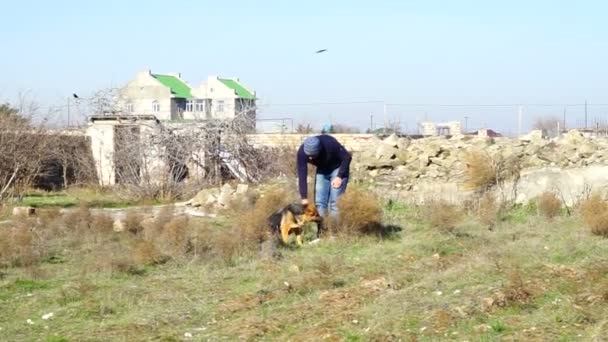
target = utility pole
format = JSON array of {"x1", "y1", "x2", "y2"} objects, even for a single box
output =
[
  {"x1": 563, "y1": 105, "x2": 567, "y2": 132},
  {"x1": 585, "y1": 100, "x2": 588, "y2": 129},
  {"x1": 369, "y1": 114, "x2": 374, "y2": 133},
  {"x1": 383, "y1": 102, "x2": 387, "y2": 135},
  {"x1": 67, "y1": 97, "x2": 70, "y2": 127},
  {"x1": 518, "y1": 105, "x2": 523, "y2": 137}
]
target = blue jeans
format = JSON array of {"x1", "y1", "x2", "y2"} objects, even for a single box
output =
[{"x1": 315, "y1": 168, "x2": 348, "y2": 218}]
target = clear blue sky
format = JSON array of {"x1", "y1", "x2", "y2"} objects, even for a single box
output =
[{"x1": 1, "y1": 0, "x2": 607, "y2": 133}]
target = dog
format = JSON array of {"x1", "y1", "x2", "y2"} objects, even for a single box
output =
[{"x1": 268, "y1": 203, "x2": 323, "y2": 245}]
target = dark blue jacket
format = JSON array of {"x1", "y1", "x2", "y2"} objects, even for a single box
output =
[{"x1": 297, "y1": 135, "x2": 352, "y2": 199}]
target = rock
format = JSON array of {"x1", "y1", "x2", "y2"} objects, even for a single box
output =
[
  {"x1": 562, "y1": 129, "x2": 585, "y2": 144},
  {"x1": 217, "y1": 184, "x2": 235, "y2": 208},
  {"x1": 397, "y1": 137, "x2": 410, "y2": 150},
  {"x1": 12, "y1": 207, "x2": 35, "y2": 217},
  {"x1": 187, "y1": 188, "x2": 220, "y2": 207},
  {"x1": 113, "y1": 219, "x2": 125, "y2": 232},
  {"x1": 382, "y1": 133, "x2": 399, "y2": 147},
  {"x1": 375, "y1": 144, "x2": 398, "y2": 160},
  {"x1": 235, "y1": 183, "x2": 249, "y2": 195},
  {"x1": 519, "y1": 129, "x2": 544, "y2": 142}
]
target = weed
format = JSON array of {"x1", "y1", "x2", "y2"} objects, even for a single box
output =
[
  {"x1": 160, "y1": 216, "x2": 190, "y2": 259},
  {"x1": 579, "y1": 193, "x2": 608, "y2": 237},
  {"x1": 537, "y1": 191, "x2": 562, "y2": 219},
  {"x1": 124, "y1": 211, "x2": 145, "y2": 235},
  {"x1": 91, "y1": 213, "x2": 114, "y2": 235},
  {"x1": 463, "y1": 151, "x2": 496, "y2": 191},
  {"x1": 478, "y1": 192, "x2": 500, "y2": 229},
  {"x1": 132, "y1": 240, "x2": 162, "y2": 266},
  {"x1": 336, "y1": 187, "x2": 385, "y2": 236},
  {"x1": 423, "y1": 199, "x2": 464, "y2": 233}
]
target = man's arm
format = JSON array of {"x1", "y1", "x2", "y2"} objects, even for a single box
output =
[
  {"x1": 296, "y1": 146, "x2": 309, "y2": 200},
  {"x1": 335, "y1": 144, "x2": 352, "y2": 178}
]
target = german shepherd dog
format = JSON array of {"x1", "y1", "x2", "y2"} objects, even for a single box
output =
[{"x1": 268, "y1": 203, "x2": 323, "y2": 245}]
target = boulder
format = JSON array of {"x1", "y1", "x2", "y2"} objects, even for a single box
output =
[
  {"x1": 236, "y1": 183, "x2": 249, "y2": 195},
  {"x1": 382, "y1": 133, "x2": 399, "y2": 147},
  {"x1": 217, "y1": 183, "x2": 235, "y2": 208},
  {"x1": 113, "y1": 219, "x2": 125, "y2": 232},
  {"x1": 12, "y1": 207, "x2": 35, "y2": 216}
]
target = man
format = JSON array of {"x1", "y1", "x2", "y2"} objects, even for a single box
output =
[{"x1": 297, "y1": 135, "x2": 352, "y2": 217}]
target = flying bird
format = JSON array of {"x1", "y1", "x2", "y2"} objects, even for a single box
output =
[
  {"x1": 315, "y1": 49, "x2": 327, "y2": 54},
  {"x1": 72, "y1": 93, "x2": 79, "y2": 99}
]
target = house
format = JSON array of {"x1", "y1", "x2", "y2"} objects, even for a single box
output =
[{"x1": 119, "y1": 70, "x2": 256, "y2": 122}]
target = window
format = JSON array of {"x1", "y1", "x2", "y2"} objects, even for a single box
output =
[
  {"x1": 126, "y1": 102, "x2": 134, "y2": 113},
  {"x1": 152, "y1": 100, "x2": 160, "y2": 112},
  {"x1": 217, "y1": 100, "x2": 225, "y2": 112},
  {"x1": 195, "y1": 99, "x2": 205, "y2": 112},
  {"x1": 186, "y1": 100, "x2": 193, "y2": 112}
]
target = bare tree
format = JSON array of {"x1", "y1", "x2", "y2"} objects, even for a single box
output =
[
  {"x1": 104, "y1": 100, "x2": 277, "y2": 201},
  {"x1": 533, "y1": 116, "x2": 561, "y2": 137},
  {"x1": 296, "y1": 123, "x2": 314, "y2": 134},
  {"x1": 0, "y1": 98, "x2": 59, "y2": 200},
  {"x1": 329, "y1": 124, "x2": 360, "y2": 134}
]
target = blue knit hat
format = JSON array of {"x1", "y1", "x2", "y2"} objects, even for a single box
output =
[{"x1": 303, "y1": 136, "x2": 321, "y2": 156}]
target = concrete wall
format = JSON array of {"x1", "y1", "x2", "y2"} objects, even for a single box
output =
[
  {"x1": 86, "y1": 122, "x2": 116, "y2": 186},
  {"x1": 246, "y1": 133, "x2": 376, "y2": 152}
]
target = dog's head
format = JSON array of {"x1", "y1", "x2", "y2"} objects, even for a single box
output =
[{"x1": 301, "y1": 203, "x2": 322, "y2": 222}]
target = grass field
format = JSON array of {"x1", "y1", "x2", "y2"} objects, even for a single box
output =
[
  {"x1": 1, "y1": 198, "x2": 608, "y2": 341},
  {"x1": 15, "y1": 187, "x2": 163, "y2": 209}
]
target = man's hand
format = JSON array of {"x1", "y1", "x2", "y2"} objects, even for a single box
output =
[
  {"x1": 301, "y1": 198, "x2": 309, "y2": 205},
  {"x1": 331, "y1": 177, "x2": 343, "y2": 189}
]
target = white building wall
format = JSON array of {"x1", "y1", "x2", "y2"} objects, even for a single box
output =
[
  {"x1": 86, "y1": 123, "x2": 115, "y2": 186},
  {"x1": 119, "y1": 70, "x2": 175, "y2": 120},
  {"x1": 192, "y1": 76, "x2": 239, "y2": 119}
]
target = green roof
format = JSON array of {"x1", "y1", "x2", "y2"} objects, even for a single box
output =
[
  {"x1": 219, "y1": 78, "x2": 255, "y2": 99},
  {"x1": 152, "y1": 74, "x2": 192, "y2": 98}
]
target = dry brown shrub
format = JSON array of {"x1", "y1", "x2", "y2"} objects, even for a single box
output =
[
  {"x1": 132, "y1": 240, "x2": 162, "y2": 266},
  {"x1": 537, "y1": 191, "x2": 562, "y2": 219},
  {"x1": 335, "y1": 187, "x2": 384, "y2": 236},
  {"x1": 91, "y1": 213, "x2": 114, "y2": 235},
  {"x1": 149, "y1": 206, "x2": 174, "y2": 235},
  {"x1": 63, "y1": 204, "x2": 92, "y2": 231},
  {"x1": 187, "y1": 224, "x2": 214, "y2": 258},
  {"x1": 423, "y1": 199, "x2": 464, "y2": 233},
  {"x1": 463, "y1": 151, "x2": 496, "y2": 191},
  {"x1": 211, "y1": 228, "x2": 243, "y2": 263},
  {"x1": 123, "y1": 212, "x2": 144, "y2": 235},
  {"x1": 234, "y1": 187, "x2": 295, "y2": 244},
  {"x1": 159, "y1": 216, "x2": 190, "y2": 258},
  {"x1": 478, "y1": 192, "x2": 500, "y2": 229},
  {"x1": 0, "y1": 226, "x2": 43, "y2": 267},
  {"x1": 463, "y1": 151, "x2": 521, "y2": 192},
  {"x1": 579, "y1": 193, "x2": 608, "y2": 237}
]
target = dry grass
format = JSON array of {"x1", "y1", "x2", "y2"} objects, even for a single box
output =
[
  {"x1": 123, "y1": 211, "x2": 144, "y2": 235},
  {"x1": 478, "y1": 192, "x2": 500, "y2": 229},
  {"x1": 579, "y1": 193, "x2": 608, "y2": 237},
  {"x1": 132, "y1": 240, "x2": 162, "y2": 266},
  {"x1": 537, "y1": 191, "x2": 562, "y2": 219},
  {"x1": 91, "y1": 213, "x2": 114, "y2": 235},
  {"x1": 423, "y1": 199, "x2": 464, "y2": 233},
  {"x1": 463, "y1": 151, "x2": 496, "y2": 191},
  {"x1": 159, "y1": 216, "x2": 190, "y2": 258},
  {"x1": 463, "y1": 151, "x2": 521, "y2": 192},
  {"x1": 335, "y1": 187, "x2": 384, "y2": 236}
]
